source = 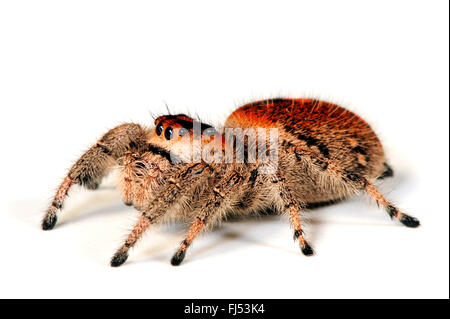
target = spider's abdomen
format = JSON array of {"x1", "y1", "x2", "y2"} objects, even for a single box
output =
[{"x1": 225, "y1": 98, "x2": 386, "y2": 203}]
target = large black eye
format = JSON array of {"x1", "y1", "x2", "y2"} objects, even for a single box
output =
[
  {"x1": 156, "y1": 123, "x2": 163, "y2": 136},
  {"x1": 164, "y1": 126, "x2": 173, "y2": 140}
]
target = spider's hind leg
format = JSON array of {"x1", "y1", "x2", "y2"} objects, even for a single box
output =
[
  {"x1": 42, "y1": 123, "x2": 148, "y2": 230},
  {"x1": 364, "y1": 182, "x2": 420, "y2": 227},
  {"x1": 291, "y1": 145, "x2": 418, "y2": 229},
  {"x1": 344, "y1": 172, "x2": 419, "y2": 227}
]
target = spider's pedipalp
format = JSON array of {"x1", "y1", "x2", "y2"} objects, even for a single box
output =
[{"x1": 121, "y1": 150, "x2": 138, "y2": 206}]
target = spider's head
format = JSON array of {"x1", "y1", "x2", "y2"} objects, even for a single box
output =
[{"x1": 148, "y1": 114, "x2": 222, "y2": 163}]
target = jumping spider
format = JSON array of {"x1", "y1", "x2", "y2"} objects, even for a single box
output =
[{"x1": 42, "y1": 98, "x2": 420, "y2": 267}]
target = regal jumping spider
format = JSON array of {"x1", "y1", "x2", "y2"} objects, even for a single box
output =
[{"x1": 42, "y1": 98, "x2": 420, "y2": 267}]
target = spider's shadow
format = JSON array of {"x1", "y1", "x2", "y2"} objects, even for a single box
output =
[{"x1": 56, "y1": 186, "x2": 129, "y2": 228}]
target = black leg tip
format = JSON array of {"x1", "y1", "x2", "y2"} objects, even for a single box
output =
[
  {"x1": 42, "y1": 215, "x2": 57, "y2": 230},
  {"x1": 110, "y1": 251, "x2": 128, "y2": 267},
  {"x1": 171, "y1": 250, "x2": 186, "y2": 266},
  {"x1": 400, "y1": 214, "x2": 420, "y2": 228},
  {"x1": 301, "y1": 242, "x2": 314, "y2": 256}
]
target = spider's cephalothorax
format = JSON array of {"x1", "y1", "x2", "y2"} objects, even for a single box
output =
[{"x1": 42, "y1": 98, "x2": 420, "y2": 267}]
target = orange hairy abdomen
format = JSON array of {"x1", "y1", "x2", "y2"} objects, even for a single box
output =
[{"x1": 225, "y1": 98, "x2": 385, "y2": 179}]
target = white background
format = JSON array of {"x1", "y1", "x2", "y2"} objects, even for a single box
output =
[{"x1": 0, "y1": 1, "x2": 448, "y2": 299}]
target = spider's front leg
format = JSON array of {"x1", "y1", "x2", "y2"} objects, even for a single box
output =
[
  {"x1": 42, "y1": 123, "x2": 148, "y2": 230},
  {"x1": 110, "y1": 212, "x2": 153, "y2": 267},
  {"x1": 110, "y1": 162, "x2": 213, "y2": 267},
  {"x1": 171, "y1": 169, "x2": 246, "y2": 266}
]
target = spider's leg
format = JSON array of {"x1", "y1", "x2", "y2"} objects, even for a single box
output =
[
  {"x1": 42, "y1": 123, "x2": 148, "y2": 230},
  {"x1": 275, "y1": 173, "x2": 314, "y2": 256},
  {"x1": 170, "y1": 169, "x2": 245, "y2": 266},
  {"x1": 110, "y1": 162, "x2": 212, "y2": 267},
  {"x1": 291, "y1": 145, "x2": 419, "y2": 228},
  {"x1": 110, "y1": 212, "x2": 152, "y2": 267},
  {"x1": 171, "y1": 218, "x2": 205, "y2": 266},
  {"x1": 364, "y1": 181, "x2": 420, "y2": 227},
  {"x1": 332, "y1": 169, "x2": 420, "y2": 228}
]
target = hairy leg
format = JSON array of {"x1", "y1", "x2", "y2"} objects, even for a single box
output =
[
  {"x1": 275, "y1": 172, "x2": 314, "y2": 256},
  {"x1": 170, "y1": 169, "x2": 245, "y2": 266},
  {"x1": 109, "y1": 162, "x2": 213, "y2": 267},
  {"x1": 333, "y1": 169, "x2": 420, "y2": 228},
  {"x1": 290, "y1": 145, "x2": 420, "y2": 228},
  {"x1": 42, "y1": 123, "x2": 148, "y2": 230},
  {"x1": 110, "y1": 213, "x2": 152, "y2": 267},
  {"x1": 171, "y1": 218, "x2": 205, "y2": 266},
  {"x1": 365, "y1": 182, "x2": 420, "y2": 227}
]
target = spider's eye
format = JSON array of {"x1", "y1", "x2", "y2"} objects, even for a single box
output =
[
  {"x1": 156, "y1": 123, "x2": 163, "y2": 136},
  {"x1": 178, "y1": 128, "x2": 188, "y2": 137},
  {"x1": 164, "y1": 127, "x2": 173, "y2": 140}
]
